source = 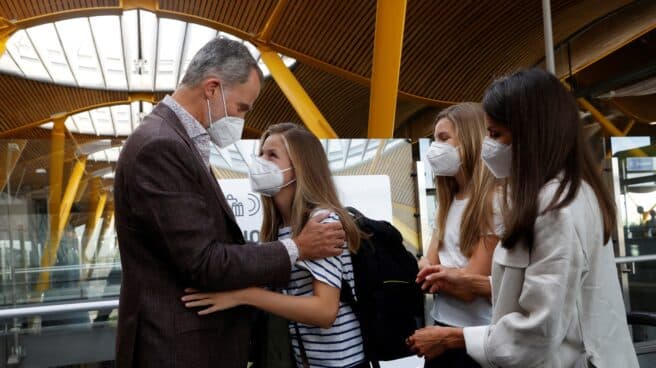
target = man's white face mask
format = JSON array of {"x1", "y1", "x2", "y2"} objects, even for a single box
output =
[
  {"x1": 248, "y1": 156, "x2": 295, "y2": 197},
  {"x1": 206, "y1": 83, "x2": 245, "y2": 148}
]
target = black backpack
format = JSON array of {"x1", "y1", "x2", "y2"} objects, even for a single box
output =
[{"x1": 342, "y1": 206, "x2": 424, "y2": 365}]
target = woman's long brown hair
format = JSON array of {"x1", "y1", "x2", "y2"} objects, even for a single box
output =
[
  {"x1": 434, "y1": 102, "x2": 498, "y2": 258},
  {"x1": 482, "y1": 68, "x2": 616, "y2": 250}
]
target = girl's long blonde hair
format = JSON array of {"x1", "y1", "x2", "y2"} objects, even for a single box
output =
[
  {"x1": 434, "y1": 103, "x2": 497, "y2": 257},
  {"x1": 259, "y1": 123, "x2": 361, "y2": 252}
]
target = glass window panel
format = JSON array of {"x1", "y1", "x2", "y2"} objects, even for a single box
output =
[
  {"x1": 0, "y1": 53, "x2": 24, "y2": 76},
  {"x1": 40, "y1": 122, "x2": 54, "y2": 129},
  {"x1": 90, "y1": 15, "x2": 127, "y2": 90},
  {"x1": 156, "y1": 18, "x2": 186, "y2": 90},
  {"x1": 6, "y1": 30, "x2": 50, "y2": 81},
  {"x1": 55, "y1": 18, "x2": 104, "y2": 88},
  {"x1": 111, "y1": 105, "x2": 132, "y2": 136},
  {"x1": 89, "y1": 107, "x2": 115, "y2": 135},
  {"x1": 26, "y1": 24, "x2": 75, "y2": 84},
  {"x1": 72, "y1": 112, "x2": 96, "y2": 135}
]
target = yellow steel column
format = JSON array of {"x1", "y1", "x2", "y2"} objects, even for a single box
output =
[
  {"x1": 258, "y1": 47, "x2": 337, "y2": 138},
  {"x1": 37, "y1": 156, "x2": 88, "y2": 292},
  {"x1": 367, "y1": 0, "x2": 408, "y2": 138},
  {"x1": 42, "y1": 117, "x2": 67, "y2": 280},
  {"x1": 81, "y1": 179, "x2": 107, "y2": 263}
]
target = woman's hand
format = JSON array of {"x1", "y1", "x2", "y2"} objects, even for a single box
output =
[
  {"x1": 181, "y1": 288, "x2": 249, "y2": 315},
  {"x1": 407, "y1": 326, "x2": 464, "y2": 359},
  {"x1": 416, "y1": 265, "x2": 462, "y2": 293}
]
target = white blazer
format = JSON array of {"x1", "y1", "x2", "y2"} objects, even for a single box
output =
[{"x1": 463, "y1": 179, "x2": 638, "y2": 367}]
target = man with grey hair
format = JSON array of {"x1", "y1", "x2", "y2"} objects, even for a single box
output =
[{"x1": 114, "y1": 37, "x2": 345, "y2": 368}]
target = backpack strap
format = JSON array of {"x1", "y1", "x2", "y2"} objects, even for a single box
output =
[{"x1": 293, "y1": 322, "x2": 310, "y2": 368}]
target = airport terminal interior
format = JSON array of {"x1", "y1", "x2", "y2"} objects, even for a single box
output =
[{"x1": 0, "y1": 0, "x2": 655, "y2": 366}]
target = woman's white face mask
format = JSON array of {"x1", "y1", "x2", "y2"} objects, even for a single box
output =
[
  {"x1": 248, "y1": 156, "x2": 295, "y2": 197},
  {"x1": 481, "y1": 137, "x2": 512, "y2": 179},
  {"x1": 426, "y1": 142, "x2": 461, "y2": 176}
]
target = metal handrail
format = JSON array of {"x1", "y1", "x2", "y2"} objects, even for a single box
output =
[
  {"x1": 615, "y1": 254, "x2": 656, "y2": 264},
  {"x1": 0, "y1": 299, "x2": 118, "y2": 319}
]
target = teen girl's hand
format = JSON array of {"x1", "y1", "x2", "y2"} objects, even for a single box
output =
[{"x1": 181, "y1": 288, "x2": 250, "y2": 315}]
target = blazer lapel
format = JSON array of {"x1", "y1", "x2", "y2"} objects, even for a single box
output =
[{"x1": 151, "y1": 103, "x2": 239, "y2": 225}]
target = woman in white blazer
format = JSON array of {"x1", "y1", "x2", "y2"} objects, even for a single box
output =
[{"x1": 409, "y1": 68, "x2": 638, "y2": 367}]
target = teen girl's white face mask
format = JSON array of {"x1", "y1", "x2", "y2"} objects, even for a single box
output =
[
  {"x1": 425, "y1": 142, "x2": 461, "y2": 176},
  {"x1": 248, "y1": 156, "x2": 295, "y2": 196},
  {"x1": 206, "y1": 83, "x2": 245, "y2": 148},
  {"x1": 481, "y1": 136, "x2": 512, "y2": 179}
]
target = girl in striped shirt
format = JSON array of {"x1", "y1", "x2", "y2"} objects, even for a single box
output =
[{"x1": 183, "y1": 123, "x2": 367, "y2": 368}]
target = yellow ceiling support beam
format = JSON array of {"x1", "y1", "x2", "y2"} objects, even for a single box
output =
[
  {"x1": 578, "y1": 98, "x2": 646, "y2": 157},
  {"x1": 367, "y1": 0, "x2": 408, "y2": 138},
  {"x1": 0, "y1": 140, "x2": 27, "y2": 192},
  {"x1": 128, "y1": 92, "x2": 157, "y2": 103},
  {"x1": 0, "y1": 17, "x2": 17, "y2": 56},
  {"x1": 259, "y1": 0, "x2": 288, "y2": 42},
  {"x1": 82, "y1": 179, "x2": 107, "y2": 264},
  {"x1": 577, "y1": 98, "x2": 624, "y2": 137},
  {"x1": 36, "y1": 155, "x2": 87, "y2": 293},
  {"x1": 622, "y1": 119, "x2": 636, "y2": 136},
  {"x1": 259, "y1": 47, "x2": 337, "y2": 138},
  {"x1": 121, "y1": 0, "x2": 159, "y2": 11}
]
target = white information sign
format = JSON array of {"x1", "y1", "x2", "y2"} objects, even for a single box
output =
[{"x1": 218, "y1": 175, "x2": 393, "y2": 242}]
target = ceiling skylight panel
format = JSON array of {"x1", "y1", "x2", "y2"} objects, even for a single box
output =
[
  {"x1": 26, "y1": 23, "x2": 76, "y2": 84},
  {"x1": 89, "y1": 107, "x2": 115, "y2": 135},
  {"x1": 55, "y1": 18, "x2": 104, "y2": 88},
  {"x1": 90, "y1": 15, "x2": 127, "y2": 90},
  {"x1": 122, "y1": 10, "x2": 139, "y2": 89},
  {"x1": 71, "y1": 112, "x2": 96, "y2": 135},
  {"x1": 5, "y1": 30, "x2": 50, "y2": 81},
  {"x1": 0, "y1": 53, "x2": 23, "y2": 76},
  {"x1": 156, "y1": 18, "x2": 186, "y2": 90},
  {"x1": 111, "y1": 105, "x2": 132, "y2": 136},
  {"x1": 178, "y1": 23, "x2": 218, "y2": 83},
  {"x1": 128, "y1": 10, "x2": 158, "y2": 91}
]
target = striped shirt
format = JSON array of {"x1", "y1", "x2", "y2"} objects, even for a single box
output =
[{"x1": 279, "y1": 209, "x2": 365, "y2": 368}]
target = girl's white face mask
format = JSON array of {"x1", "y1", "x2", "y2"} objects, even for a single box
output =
[
  {"x1": 248, "y1": 156, "x2": 295, "y2": 196},
  {"x1": 206, "y1": 84, "x2": 245, "y2": 148},
  {"x1": 481, "y1": 136, "x2": 512, "y2": 179},
  {"x1": 425, "y1": 141, "x2": 461, "y2": 176}
]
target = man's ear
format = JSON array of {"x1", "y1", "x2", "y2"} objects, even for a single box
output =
[{"x1": 203, "y1": 77, "x2": 221, "y2": 99}]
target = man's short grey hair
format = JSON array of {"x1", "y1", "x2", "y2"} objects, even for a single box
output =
[{"x1": 180, "y1": 37, "x2": 263, "y2": 88}]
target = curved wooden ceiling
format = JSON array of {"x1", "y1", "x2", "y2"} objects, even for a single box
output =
[{"x1": 0, "y1": 0, "x2": 649, "y2": 140}]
